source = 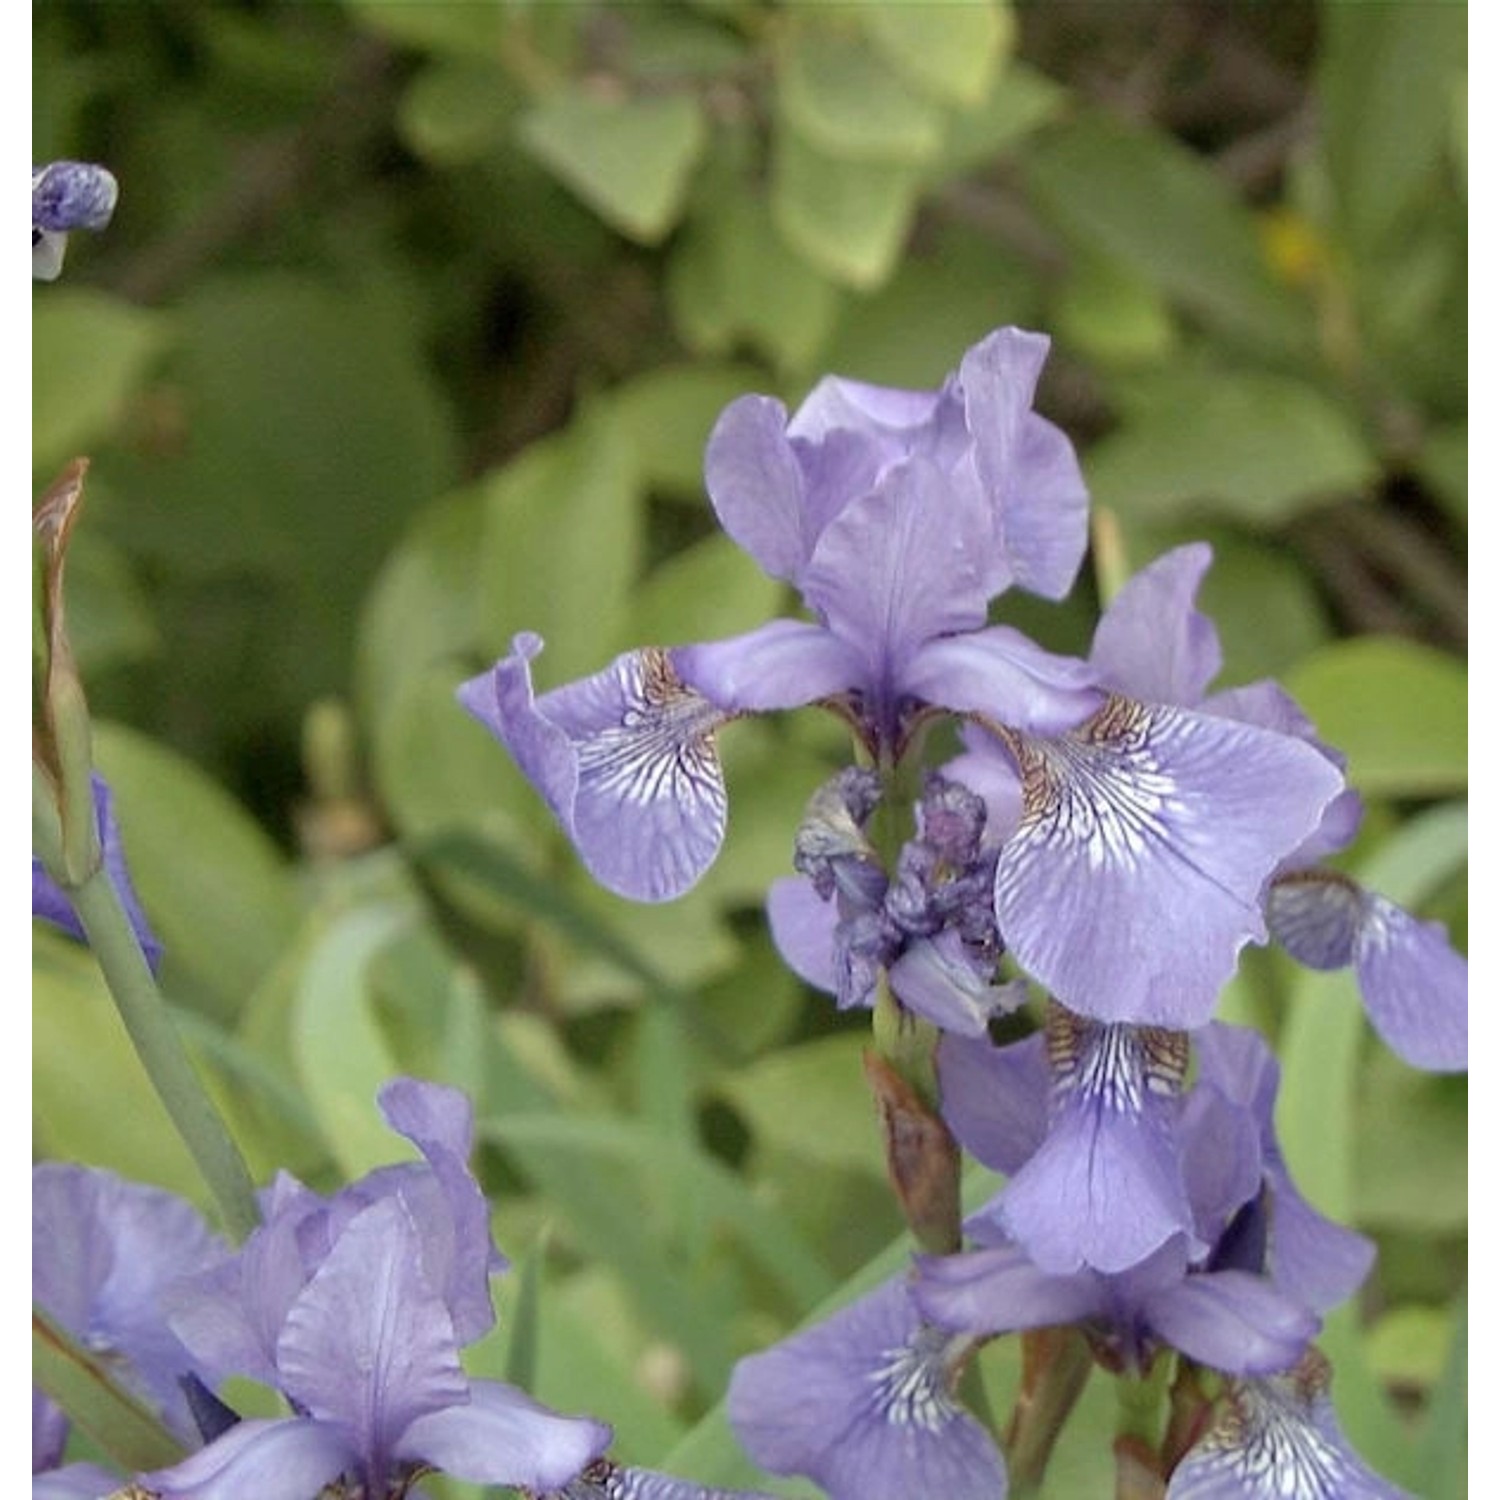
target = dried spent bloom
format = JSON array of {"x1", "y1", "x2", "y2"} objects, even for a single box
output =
[
  {"x1": 728, "y1": 1277, "x2": 1006, "y2": 1500},
  {"x1": 768, "y1": 772, "x2": 1020, "y2": 1035},
  {"x1": 33, "y1": 773, "x2": 163, "y2": 973},
  {"x1": 1166, "y1": 1350, "x2": 1413, "y2": 1499},
  {"x1": 33, "y1": 160, "x2": 118, "y2": 280},
  {"x1": 460, "y1": 327, "x2": 1100, "y2": 903}
]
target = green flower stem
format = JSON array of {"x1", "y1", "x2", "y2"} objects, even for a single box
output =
[
  {"x1": 1004, "y1": 1327, "x2": 1094, "y2": 1494},
  {"x1": 66, "y1": 862, "x2": 260, "y2": 1242}
]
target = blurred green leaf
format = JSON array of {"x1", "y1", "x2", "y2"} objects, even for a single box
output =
[
  {"x1": 93, "y1": 720, "x2": 301, "y2": 1022},
  {"x1": 668, "y1": 185, "x2": 844, "y2": 373},
  {"x1": 340, "y1": 0, "x2": 506, "y2": 57},
  {"x1": 1355, "y1": 1051, "x2": 1466, "y2": 1233},
  {"x1": 1087, "y1": 370, "x2": 1377, "y2": 525},
  {"x1": 64, "y1": 530, "x2": 161, "y2": 676},
  {"x1": 33, "y1": 291, "x2": 171, "y2": 477},
  {"x1": 476, "y1": 408, "x2": 643, "y2": 680},
  {"x1": 778, "y1": 12, "x2": 947, "y2": 164},
  {"x1": 608, "y1": 363, "x2": 764, "y2": 498},
  {"x1": 631, "y1": 535, "x2": 783, "y2": 653},
  {"x1": 1022, "y1": 114, "x2": 1313, "y2": 358},
  {"x1": 937, "y1": 61, "x2": 1065, "y2": 177},
  {"x1": 1317, "y1": 0, "x2": 1466, "y2": 254},
  {"x1": 33, "y1": 927, "x2": 205, "y2": 1202},
  {"x1": 398, "y1": 59, "x2": 515, "y2": 164},
  {"x1": 1285, "y1": 638, "x2": 1466, "y2": 798},
  {"x1": 33, "y1": 1308, "x2": 185, "y2": 1473},
  {"x1": 861, "y1": 0, "x2": 1012, "y2": 108},
  {"x1": 518, "y1": 88, "x2": 707, "y2": 244},
  {"x1": 291, "y1": 903, "x2": 413, "y2": 1179},
  {"x1": 717, "y1": 1034, "x2": 884, "y2": 1176},
  {"x1": 772, "y1": 125, "x2": 922, "y2": 291},
  {"x1": 1055, "y1": 250, "x2": 1176, "y2": 368},
  {"x1": 1415, "y1": 421, "x2": 1467, "y2": 526}
]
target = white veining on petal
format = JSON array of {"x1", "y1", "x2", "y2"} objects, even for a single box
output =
[
  {"x1": 1018, "y1": 698, "x2": 1181, "y2": 875},
  {"x1": 574, "y1": 649, "x2": 727, "y2": 814},
  {"x1": 1047, "y1": 1008, "x2": 1188, "y2": 1115},
  {"x1": 866, "y1": 1327, "x2": 961, "y2": 1434}
]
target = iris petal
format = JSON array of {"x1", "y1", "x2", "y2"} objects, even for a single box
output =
[
  {"x1": 460, "y1": 635, "x2": 730, "y2": 902},
  {"x1": 991, "y1": 699, "x2": 1344, "y2": 1027}
]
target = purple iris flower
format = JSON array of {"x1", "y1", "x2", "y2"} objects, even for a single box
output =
[
  {"x1": 728, "y1": 1276, "x2": 1006, "y2": 1500},
  {"x1": 32, "y1": 1163, "x2": 229, "y2": 1445},
  {"x1": 946, "y1": 543, "x2": 1345, "y2": 1029},
  {"x1": 1192, "y1": 1026, "x2": 1373, "y2": 1313},
  {"x1": 526, "y1": 1458, "x2": 778, "y2": 1499},
  {"x1": 151, "y1": 1078, "x2": 609, "y2": 1499},
  {"x1": 954, "y1": 1005, "x2": 1201, "y2": 1276},
  {"x1": 1087, "y1": 541, "x2": 1466, "y2": 1066},
  {"x1": 916, "y1": 1236, "x2": 1315, "y2": 1382},
  {"x1": 33, "y1": 160, "x2": 118, "y2": 281},
  {"x1": 33, "y1": 773, "x2": 163, "y2": 973},
  {"x1": 33, "y1": 1462, "x2": 127, "y2": 1500},
  {"x1": 1166, "y1": 1350, "x2": 1413, "y2": 1498},
  {"x1": 460, "y1": 328, "x2": 1101, "y2": 903}
]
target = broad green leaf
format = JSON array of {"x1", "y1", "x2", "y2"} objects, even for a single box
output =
[
  {"x1": 772, "y1": 125, "x2": 923, "y2": 291},
  {"x1": 476, "y1": 409, "x2": 643, "y2": 681},
  {"x1": 33, "y1": 291, "x2": 172, "y2": 477},
  {"x1": 778, "y1": 12, "x2": 948, "y2": 164},
  {"x1": 34, "y1": 1308, "x2": 185, "y2": 1473},
  {"x1": 64, "y1": 530, "x2": 161, "y2": 675},
  {"x1": 93, "y1": 273, "x2": 458, "y2": 719},
  {"x1": 608, "y1": 363, "x2": 765, "y2": 498},
  {"x1": 817, "y1": 221, "x2": 1043, "y2": 388},
  {"x1": 1355, "y1": 1049, "x2": 1466, "y2": 1233},
  {"x1": 1285, "y1": 638, "x2": 1466, "y2": 798},
  {"x1": 291, "y1": 903, "x2": 413, "y2": 1178},
  {"x1": 617, "y1": 6, "x2": 748, "y2": 79},
  {"x1": 1086, "y1": 371, "x2": 1376, "y2": 524},
  {"x1": 938, "y1": 61, "x2": 1065, "y2": 178},
  {"x1": 667, "y1": 187, "x2": 844, "y2": 373},
  {"x1": 518, "y1": 88, "x2": 707, "y2": 244},
  {"x1": 398, "y1": 59, "x2": 515, "y2": 164},
  {"x1": 354, "y1": 485, "x2": 484, "y2": 758},
  {"x1": 93, "y1": 720, "x2": 301, "y2": 1023},
  {"x1": 631, "y1": 536, "x2": 784, "y2": 659},
  {"x1": 717, "y1": 1034, "x2": 885, "y2": 1176},
  {"x1": 1022, "y1": 114, "x2": 1313, "y2": 358},
  {"x1": 1055, "y1": 249, "x2": 1177, "y2": 368},
  {"x1": 33, "y1": 927, "x2": 204, "y2": 1201},
  {"x1": 341, "y1": 0, "x2": 506, "y2": 57},
  {"x1": 1317, "y1": 1, "x2": 1466, "y2": 254},
  {"x1": 1415, "y1": 421, "x2": 1467, "y2": 526},
  {"x1": 862, "y1": 0, "x2": 1012, "y2": 108}
]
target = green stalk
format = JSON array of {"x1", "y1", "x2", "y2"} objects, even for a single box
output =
[
  {"x1": 66, "y1": 861, "x2": 260, "y2": 1242},
  {"x1": 1004, "y1": 1327, "x2": 1094, "y2": 1494}
]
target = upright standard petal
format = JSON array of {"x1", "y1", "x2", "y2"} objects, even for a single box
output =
[
  {"x1": 1166, "y1": 1352, "x2": 1412, "y2": 1499},
  {"x1": 1267, "y1": 873, "x2": 1467, "y2": 1071},
  {"x1": 728, "y1": 1278, "x2": 1006, "y2": 1500},
  {"x1": 961, "y1": 327, "x2": 1089, "y2": 600},
  {"x1": 703, "y1": 396, "x2": 811, "y2": 582},
  {"x1": 1089, "y1": 544, "x2": 1222, "y2": 707},
  {"x1": 988, "y1": 698, "x2": 1344, "y2": 1027},
  {"x1": 275, "y1": 1197, "x2": 469, "y2": 1470},
  {"x1": 460, "y1": 634, "x2": 730, "y2": 902}
]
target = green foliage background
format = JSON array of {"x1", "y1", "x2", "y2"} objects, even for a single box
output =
[{"x1": 34, "y1": 3, "x2": 1466, "y2": 1495}]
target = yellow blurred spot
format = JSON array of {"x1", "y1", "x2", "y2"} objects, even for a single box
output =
[{"x1": 1259, "y1": 207, "x2": 1327, "y2": 289}]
